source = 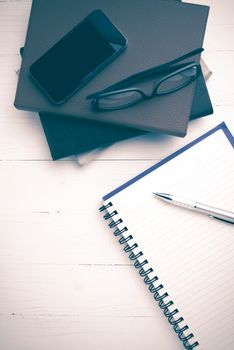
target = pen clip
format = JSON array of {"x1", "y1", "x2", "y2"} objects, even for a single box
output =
[{"x1": 208, "y1": 214, "x2": 234, "y2": 224}]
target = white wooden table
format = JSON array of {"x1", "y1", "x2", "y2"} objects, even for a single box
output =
[{"x1": 1, "y1": 1, "x2": 233, "y2": 349}]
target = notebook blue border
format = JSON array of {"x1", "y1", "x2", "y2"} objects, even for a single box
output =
[{"x1": 103, "y1": 122, "x2": 234, "y2": 201}]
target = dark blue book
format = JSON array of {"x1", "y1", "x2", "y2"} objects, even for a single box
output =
[
  {"x1": 19, "y1": 47, "x2": 213, "y2": 160},
  {"x1": 39, "y1": 74, "x2": 213, "y2": 159}
]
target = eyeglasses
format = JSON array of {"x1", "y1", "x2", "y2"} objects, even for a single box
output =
[{"x1": 87, "y1": 48, "x2": 203, "y2": 111}]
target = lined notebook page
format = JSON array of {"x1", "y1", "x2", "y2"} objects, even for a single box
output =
[{"x1": 104, "y1": 127, "x2": 234, "y2": 350}]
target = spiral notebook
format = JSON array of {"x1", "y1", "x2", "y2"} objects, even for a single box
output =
[{"x1": 100, "y1": 122, "x2": 234, "y2": 350}]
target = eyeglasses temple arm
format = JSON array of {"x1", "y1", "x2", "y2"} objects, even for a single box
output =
[{"x1": 87, "y1": 47, "x2": 203, "y2": 99}]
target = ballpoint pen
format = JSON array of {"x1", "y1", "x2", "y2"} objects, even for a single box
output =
[{"x1": 153, "y1": 192, "x2": 234, "y2": 224}]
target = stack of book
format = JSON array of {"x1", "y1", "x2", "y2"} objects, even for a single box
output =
[{"x1": 14, "y1": 0, "x2": 213, "y2": 163}]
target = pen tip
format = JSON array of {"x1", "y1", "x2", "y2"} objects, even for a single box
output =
[{"x1": 153, "y1": 192, "x2": 172, "y2": 201}]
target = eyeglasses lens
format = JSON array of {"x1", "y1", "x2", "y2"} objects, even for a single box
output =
[
  {"x1": 157, "y1": 66, "x2": 198, "y2": 94},
  {"x1": 97, "y1": 90, "x2": 143, "y2": 110}
]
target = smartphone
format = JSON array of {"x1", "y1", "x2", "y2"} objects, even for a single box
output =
[{"x1": 29, "y1": 9, "x2": 127, "y2": 104}]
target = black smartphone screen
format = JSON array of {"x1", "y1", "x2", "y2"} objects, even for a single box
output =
[{"x1": 30, "y1": 10, "x2": 127, "y2": 104}]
